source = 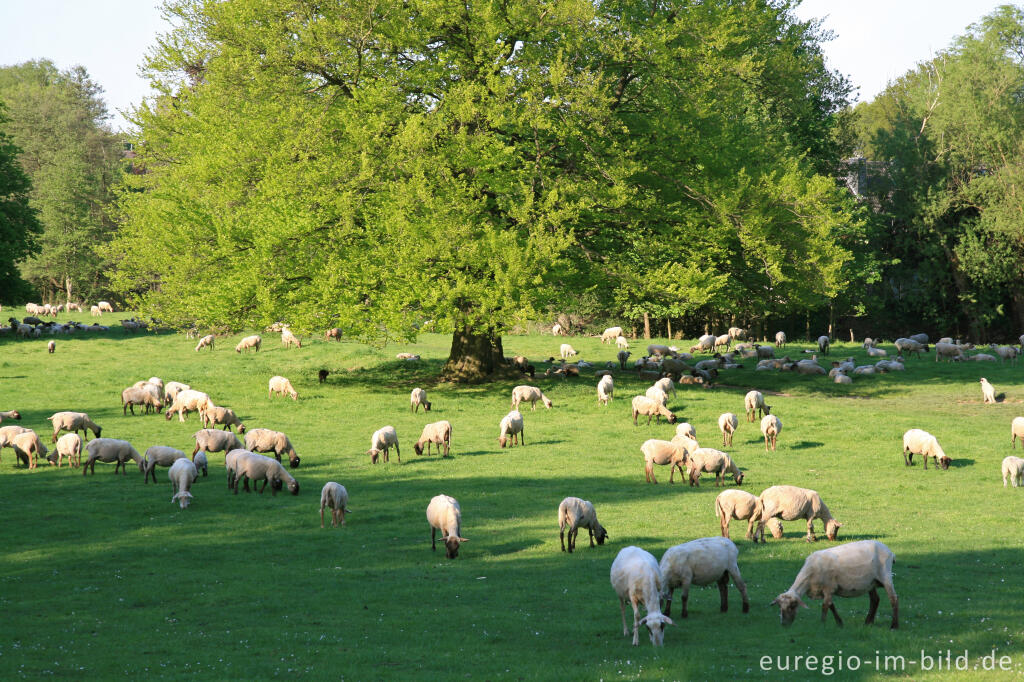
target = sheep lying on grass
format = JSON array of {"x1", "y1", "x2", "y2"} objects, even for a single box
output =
[
  {"x1": 714, "y1": 489, "x2": 762, "y2": 540},
  {"x1": 414, "y1": 420, "x2": 452, "y2": 457},
  {"x1": 320, "y1": 482, "x2": 351, "y2": 527},
  {"x1": 427, "y1": 494, "x2": 467, "y2": 559},
  {"x1": 558, "y1": 496, "x2": 608, "y2": 552},
  {"x1": 659, "y1": 537, "x2": 749, "y2": 618},
  {"x1": 757, "y1": 485, "x2": 842, "y2": 543},
  {"x1": 610, "y1": 546, "x2": 674, "y2": 647},
  {"x1": 169, "y1": 458, "x2": 198, "y2": 509},
  {"x1": 83, "y1": 438, "x2": 144, "y2": 475}
]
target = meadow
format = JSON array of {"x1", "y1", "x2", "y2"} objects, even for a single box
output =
[{"x1": 2, "y1": 316, "x2": 1024, "y2": 680}]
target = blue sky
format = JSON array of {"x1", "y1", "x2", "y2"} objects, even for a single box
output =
[{"x1": 0, "y1": 0, "x2": 1014, "y2": 131}]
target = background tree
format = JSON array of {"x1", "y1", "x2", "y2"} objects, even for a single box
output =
[{"x1": 0, "y1": 102, "x2": 40, "y2": 302}]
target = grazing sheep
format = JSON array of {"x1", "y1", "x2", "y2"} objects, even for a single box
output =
[
  {"x1": 233, "y1": 451, "x2": 299, "y2": 495},
  {"x1": 597, "y1": 374, "x2": 614, "y2": 406},
  {"x1": 757, "y1": 485, "x2": 842, "y2": 543},
  {"x1": 659, "y1": 537, "x2": 749, "y2": 618},
  {"x1": 367, "y1": 425, "x2": 400, "y2": 463},
  {"x1": 728, "y1": 327, "x2": 747, "y2": 340},
  {"x1": 192, "y1": 429, "x2": 243, "y2": 459},
  {"x1": 689, "y1": 335, "x2": 716, "y2": 353},
  {"x1": 631, "y1": 395, "x2": 677, "y2": 426},
  {"x1": 644, "y1": 385, "x2": 669, "y2": 406},
  {"x1": 193, "y1": 451, "x2": 208, "y2": 476},
  {"x1": 427, "y1": 494, "x2": 467, "y2": 559},
  {"x1": 772, "y1": 540, "x2": 898, "y2": 629},
  {"x1": 1013, "y1": 417, "x2": 1024, "y2": 449},
  {"x1": 51, "y1": 433, "x2": 82, "y2": 468},
  {"x1": 714, "y1": 334, "x2": 731, "y2": 351},
  {"x1": 902, "y1": 428, "x2": 950, "y2": 469},
  {"x1": 498, "y1": 410, "x2": 525, "y2": 448},
  {"x1": 653, "y1": 376, "x2": 676, "y2": 398},
  {"x1": 97, "y1": 301, "x2": 114, "y2": 313},
  {"x1": 610, "y1": 546, "x2": 674, "y2": 647},
  {"x1": 121, "y1": 385, "x2": 164, "y2": 415},
  {"x1": 511, "y1": 385, "x2": 552, "y2": 410},
  {"x1": 559, "y1": 343, "x2": 578, "y2": 361},
  {"x1": 775, "y1": 331, "x2": 787, "y2": 347},
  {"x1": 164, "y1": 389, "x2": 212, "y2": 422},
  {"x1": 143, "y1": 445, "x2": 188, "y2": 483},
  {"x1": 743, "y1": 390, "x2": 770, "y2": 422},
  {"x1": 320, "y1": 482, "x2": 351, "y2": 527},
  {"x1": 980, "y1": 377, "x2": 997, "y2": 404},
  {"x1": 718, "y1": 413, "x2": 738, "y2": 447},
  {"x1": 281, "y1": 327, "x2": 301, "y2": 348},
  {"x1": 558, "y1": 496, "x2": 608, "y2": 552},
  {"x1": 675, "y1": 422, "x2": 697, "y2": 440},
  {"x1": 410, "y1": 387, "x2": 431, "y2": 412},
  {"x1": 714, "y1": 489, "x2": 763, "y2": 540},
  {"x1": 168, "y1": 458, "x2": 198, "y2": 509},
  {"x1": 934, "y1": 342, "x2": 965, "y2": 362},
  {"x1": 47, "y1": 411, "x2": 101, "y2": 443},
  {"x1": 601, "y1": 326, "x2": 624, "y2": 344},
  {"x1": 0, "y1": 425, "x2": 30, "y2": 458},
  {"x1": 909, "y1": 333, "x2": 928, "y2": 344},
  {"x1": 414, "y1": 420, "x2": 452, "y2": 457},
  {"x1": 1002, "y1": 456, "x2": 1024, "y2": 487},
  {"x1": 325, "y1": 327, "x2": 343, "y2": 341},
  {"x1": 82, "y1": 438, "x2": 144, "y2": 476},
  {"x1": 200, "y1": 404, "x2": 246, "y2": 433},
  {"x1": 641, "y1": 438, "x2": 689, "y2": 484},
  {"x1": 235, "y1": 335, "x2": 262, "y2": 353},
  {"x1": 989, "y1": 344, "x2": 1018, "y2": 365},
  {"x1": 687, "y1": 448, "x2": 744, "y2": 487},
  {"x1": 894, "y1": 337, "x2": 928, "y2": 358},
  {"x1": 617, "y1": 350, "x2": 631, "y2": 370},
  {"x1": 164, "y1": 381, "x2": 191, "y2": 402},
  {"x1": 0, "y1": 409, "x2": 22, "y2": 422},
  {"x1": 760, "y1": 415, "x2": 782, "y2": 452},
  {"x1": 47, "y1": 340, "x2": 55, "y2": 353},
  {"x1": 194, "y1": 334, "x2": 215, "y2": 351},
  {"x1": 224, "y1": 448, "x2": 252, "y2": 490},
  {"x1": 268, "y1": 375, "x2": 298, "y2": 401},
  {"x1": 11, "y1": 430, "x2": 47, "y2": 469},
  {"x1": 396, "y1": 352, "x2": 420, "y2": 361},
  {"x1": 244, "y1": 428, "x2": 301, "y2": 468},
  {"x1": 615, "y1": 336, "x2": 629, "y2": 349}
]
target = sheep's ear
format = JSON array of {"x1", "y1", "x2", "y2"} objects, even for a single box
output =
[
  {"x1": 798, "y1": 598, "x2": 809, "y2": 609},
  {"x1": 457, "y1": 537, "x2": 469, "y2": 542},
  {"x1": 770, "y1": 596, "x2": 780, "y2": 606}
]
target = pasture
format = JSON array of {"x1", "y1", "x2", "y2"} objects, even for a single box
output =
[{"x1": 2, "y1": 318, "x2": 1024, "y2": 680}]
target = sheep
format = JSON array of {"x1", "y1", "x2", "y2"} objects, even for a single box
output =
[
  {"x1": 968, "y1": 352, "x2": 998, "y2": 362},
  {"x1": 233, "y1": 451, "x2": 299, "y2": 495},
  {"x1": 601, "y1": 326, "x2": 624, "y2": 344},
  {"x1": 89, "y1": 305, "x2": 101, "y2": 316},
  {"x1": 834, "y1": 373, "x2": 852, "y2": 384},
  {"x1": 853, "y1": 364, "x2": 877, "y2": 375},
  {"x1": 0, "y1": 425, "x2": 30, "y2": 457},
  {"x1": 318, "y1": 369, "x2": 330, "y2": 383},
  {"x1": 395, "y1": 352, "x2": 420, "y2": 360},
  {"x1": 743, "y1": 390, "x2": 770, "y2": 423},
  {"x1": 224, "y1": 448, "x2": 252, "y2": 490},
  {"x1": 510, "y1": 385, "x2": 552, "y2": 410},
  {"x1": 164, "y1": 389, "x2": 212, "y2": 422},
  {"x1": 641, "y1": 438, "x2": 690, "y2": 484},
  {"x1": 760, "y1": 415, "x2": 782, "y2": 452},
  {"x1": 658, "y1": 537, "x2": 749, "y2": 619},
  {"x1": 617, "y1": 350, "x2": 631, "y2": 370},
  {"x1": 200, "y1": 404, "x2": 246, "y2": 433},
  {"x1": 728, "y1": 327, "x2": 747, "y2": 341},
  {"x1": 1002, "y1": 456, "x2": 1024, "y2": 487},
  {"x1": 51, "y1": 433, "x2": 82, "y2": 468},
  {"x1": 757, "y1": 485, "x2": 842, "y2": 543},
  {"x1": 11, "y1": 430, "x2": 47, "y2": 469},
  {"x1": 902, "y1": 428, "x2": 950, "y2": 469},
  {"x1": 142, "y1": 445, "x2": 189, "y2": 483},
  {"x1": 320, "y1": 482, "x2": 351, "y2": 527},
  {"x1": 718, "y1": 413, "x2": 738, "y2": 447},
  {"x1": 559, "y1": 343, "x2": 578, "y2": 361},
  {"x1": 615, "y1": 336, "x2": 630, "y2": 349},
  {"x1": 426, "y1": 494, "x2": 467, "y2": 559},
  {"x1": 324, "y1": 327, "x2": 343, "y2": 341},
  {"x1": 934, "y1": 342, "x2": 965, "y2": 362},
  {"x1": 610, "y1": 546, "x2": 674, "y2": 647},
  {"x1": 498, "y1": 410, "x2": 525, "y2": 448},
  {"x1": 166, "y1": 458, "x2": 198, "y2": 509},
  {"x1": 193, "y1": 451, "x2": 208, "y2": 476},
  {"x1": 772, "y1": 540, "x2": 898, "y2": 629},
  {"x1": 909, "y1": 333, "x2": 928, "y2": 344},
  {"x1": 894, "y1": 337, "x2": 928, "y2": 358},
  {"x1": 235, "y1": 334, "x2": 261, "y2": 353},
  {"x1": 597, "y1": 374, "x2": 614, "y2": 406},
  {"x1": 795, "y1": 359, "x2": 826, "y2": 375},
  {"x1": 47, "y1": 411, "x2": 101, "y2": 443},
  {"x1": 674, "y1": 423, "x2": 696, "y2": 441},
  {"x1": 281, "y1": 327, "x2": 301, "y2": 348},
  {"x1": 413, "y1": 420, "x2": 452, "y2": 456},
  {"x1": 644, "y1": 385, "x2": 668, "y2": 406},
  {"x1": 244, "y1": 428, "x2": 301, "y2": 468},
  {"x1": 874, "y1": 359, "x2": 905, "y2": 372},
  {"x1": 980, "y1": 377, "x2": 997, "y2": 404},
  {"x1": 631, "y1": 395, "x2": 677, "y2": 426},
  {"x1": 551, "y1": 322, "x2": 563, "y2": 336},
  {"x1": 558, "y1": 496, "x2": 608, "y2": 552},
  {"x1": 689, "y1": 335, "x2": 716, "y2": 353},
  {"x1": 268, "y1": 375, "x2": 298, "y2": 401},
  {"x1": 866, "y1": 346, "x2": 887, "y2": 358},
  {"x1": 815, "y1": 335, "x2": 830, "y2": 354},
  {"x1": 82, "y1": 438, "x2": 144, "y2": 476},
  {"x1": 0, "y1": 409, "x2": 22, "y2": 422},
  {"x1": 410, "y1": 387, "x2": 431, "y2": 412},
  {"x1": 164, "y1": 381, "x2": 191, "y2": 402},
  {"x1": 97, "y1": 301, "x2": 113, "y2": 312},
  {"x1": 714, "y1": 489, "x2": 763, "y2": 540},
  {"x1": 652, "y1": 377, "x2": 676, "y2": 399},
  {"x1": 194, "y1": 334, "x2": 215, "y2": 351},
  {"x1": 367, "y1": 425, "x2": 400, "y2": 463},
  {"x1": 1013, "y1": 417, "x2": 1024, "y2": 449},
  {"x1": 989, "y1": 343, "x2": 1018, "y2": 365},
  {"x1": 121, "y1": 385, "x2": 164, "y2": 415},
  {"x1": 687, "y1": 448, "x2": 744, "y2": 487},
  {"x1": 47, "y1": 340, "x2": 55, "y2": 353},
  {"x1": 713, "y1": 334, "x2": 731, "y2": 351},
  {"x1": 192, "y1": 429, "x2": 243, "y2": 459}
]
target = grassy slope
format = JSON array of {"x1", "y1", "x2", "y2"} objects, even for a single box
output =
[{"x1": 1, "y1": 318, "x2": 1023, "y2": 680}]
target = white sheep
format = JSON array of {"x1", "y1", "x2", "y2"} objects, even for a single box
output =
[
  {"x1": 224, "y1": 448, "x2": 252, "y2": 490},
  {"x1": 714, "y1": 489, "x2": 763, "y2": 540},
  {"x1": 686, "y1": 448, "x2": 744, "y2": 487},
  {"x1": 714, "y1": 334, "x2": 731, "y2": 351},
  {"x1": 934, "y1": 342, "x2": 965, "y2": 362},
  {"x1": 834, "y1": 373, "x2": 852, "y2": 384},
  {"x1": 601, "y1": 326, "x2": 624, "y2": 344},
  {"x1": 597, "y1": 374, "x2": 614, "y2": 406},
  {"x1": 774, "y1": 331, "x2": 787, "y2": 348},
  {"x1": 320, "y1": 482, "x2": 351, "y2": 527},
  {"x1": 980, "y1": 377, "x2": 996, "y2": 404},
  {"x1": 200, "y1": 404, "x2": 246, "y2": 433},
  {"x1": 615, "y1": 336, "x2": 630, "y2": 349},
  {"x1": 551, "y1": 322, "x2": 563, "y2": 336},
  {"x1": 232, "y1": 451, "x2": 299, "y2": 495},
  {"x1": 689, "y1": 335, "x2": 716, "y2": 353},
  {"x1": 653, "y1": 376, "x2": 676, "y2": 398},
  {"x1": 268, "y1": 375, "x2": 298, "y2": 401},
  {"x1": 902, "y1": 428, "x2": 950, "y2": 469},
  {"x1": 426, "y1": 494, "x2": 467, "y2": 559},
  {"x1": 11, "y1": 430, "x2": 47, "y2": 469},
  {"x1": 194, "y1": 334, "x2": 215, "y2": 351},
  {"x1": 367, "y1": 425, "x2": 400, "y2": 463},
  {"x1": 235, "y1": 334, "x2": 262, "y2": 353},
  {"x1": 631, "y1": 395, "x2": 677, "y2": 426},
  {"x1": 143, "y1": 445, "x2": 188, "y2": 483},
  {"x1": 164, "y1": 389, "x2": 212, "y2": 422},
  {"x1": 97, "y1": 301, "x2": 113, "y2": 312},
  {"x1": 718, "y1": 413, "x2": 738, "y2": 447},
  {"x1": 558, "y1": 496, "x2": 608, "y2": 552},
  {"x1": 193, "y1": 451, "x2": 209, "y2": 476},
  {"x1": 989, "y1": 343, "x2": 1018, "y2": 365},
  {"x1": 816, "y1": 335, "x2": 830, "y2": 354},
  {"x1": 968, "y1": 353, "x2": 997, "y2": 362},
  {"x1": 894, "y1": 337, "x2": 928, "y2": 358},
  {"x1": 757, "y1": 485, "x2": 842, "y2": 543},
  {"x1": 610, "y1": 546, "x2": 674, "y2": 646},
  {"x1": 47, "y1": 340, "x2": 55, "y2": 353},
  {"x1": 866, "y1": 346, "x2": 887, "y2": 358},
  {"x1": 47, "y1": 411, "x2": 102, "y2": 442},
  {"x1": 121, "y1": 384, "x2": 164, "y2": 415},
  {"x1": 164, "y1": 381, "x2": 191, "y2": 402},
  {"x1": 644, "y1": 385, "x2": 668, "y2": 406},
  {"x1": 0, "y1": 409, "x2": 22, "y2": 422},
  {"x1": 728, "y1": 327, "x2": 747, "y2": 340},
  {"x1": 760, "y1": 414, "x2": 782, "y2": 452},
  {"x1": 743, "y1": 390, "x2": 770, "y2": 422},
  {"x1": 244, "y1": 428, "x2": 301, "y2": 468},
  {"x1": 52, "y1": 432, "x2": 82, "y2": 468},
  {"x1": 498, "y1": 410, "x2": 525, "y2": 448},
  {"x1": 771, "y1": 540, "x2": 898, "y2": 629},
  {"x1": 659, "y1": 537, "x2": 749, "y2": 618},
  {"x1": 413, "y1": 420, "x2": 452, "y2": 456},
  {"x1": 192, "y1": 429, "x2": 243, "y2": 459},
  {"x1": 82, "y1": 438, "x2": 144, "y2": 476},
  {"x1": 410, "y1": 387, "x2": 431, "y2": 412},
  {"x1": 1002, "y1": 456, "x2": 1024, "y2": 488},
  {"x1": 558, "y1": 343, "x2": 578, "y2": 361},
  {"x1": 168, "y1": 458, "x2": 198, "y2": 509},
  {"x1": 281, "y1": 327, "x2": 301, "y2": 348},
  {"x1": 90, "y1": 305, "x2": 101, "y2": 316},
  {"x1": 1012, "y1": 417, "x2": 1024, "y2": 449},
  {"x1": 510, "y1": 385, "x2": 552, "y2": 410},
  {"x1": 640, "y1": 438, "x2": 690, "y2": 484},
  {"x1": 675, "y1": 422, "x2": 696, "y2": 440}
]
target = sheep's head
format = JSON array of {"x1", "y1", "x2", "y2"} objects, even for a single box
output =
[
  {"x1": 593, "y1": 525, "x2": 608, "y2": 545},
  {"x1": 665, "y1": 413, "x2": 677, "y2": 424},
  {"x1": 413, "y1": 442, "x2": 424, "y2": 455},
  {"x1": 498, "y1": 436, "x2": 508, "y2": 448},
  {"x1": 939, "y1": 456, "x2": 951, "y2": 470},
  {"x1": 442, "y1": 534, "x2": 467, "y2": 559},
  {"x1": 237, "y1": 423, "x2": 247, "y2": 434},
  {"x1": 8, "y1": 411, "x2": 20, "y2": 420},
  {"x1": 639, "y1": 613, "x2": 673, "y2": 646},
  {"x1": 542, "y1": 397, "x2": 553, "y2": 409},
  {"x1": 165, "y1": 409, "x2": 174, "y2": 420},
  {"x1": 769, "y1": 519, "x2": 784, "y2": 539},
  {"x1": 172, "y1": 491, "x2": 193, "y2": 509},
  {"x1": 368, "y1": 448, "x2": 380, "y2": 463},
  {"x1": 734, "y1": 472, "x2": 745, "y2": 486},
  {"x1": 288, "y1": 454, "x2": 301, "y2": 469},
  {"x1": 287, "y1": 479, "x2": 299, "y2": 495},
  {"x1": 771, "y1": 592, "x2": 808, "y2": 626},
  {"x1": 825, "y1": 519, "x2": 843, "y2": 540},
  {"x1": 423, "y1": 401, "x2": 432, "y2": 412}
]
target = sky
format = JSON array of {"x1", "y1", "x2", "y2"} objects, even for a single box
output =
[{"x1": 0, "y1": 0, "x2": 1014, "y2": 132}]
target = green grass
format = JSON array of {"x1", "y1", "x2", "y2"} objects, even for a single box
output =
[{"x1": 2, "y1": 319, "x2": 1024, "y2": 680}]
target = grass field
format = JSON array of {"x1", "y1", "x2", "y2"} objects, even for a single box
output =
[{"x1": 2, "y1": 317, "x2": 1024, "y2": 680}]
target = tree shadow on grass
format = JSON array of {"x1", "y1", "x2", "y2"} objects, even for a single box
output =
[{"x1": 789, "y1": 440, "x2": 824, "y2": 449}]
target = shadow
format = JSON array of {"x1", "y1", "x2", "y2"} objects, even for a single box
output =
[
  {"x1": 949, "y1": 458, "x2": 975, "y2": 468},
  {"x1": 789, "y1": 440, "x2": 825, "y2": 450}
]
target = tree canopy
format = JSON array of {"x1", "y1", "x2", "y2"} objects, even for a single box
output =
[{"x1": 0, "y1": 102, "x2": 40, "y2": 302}]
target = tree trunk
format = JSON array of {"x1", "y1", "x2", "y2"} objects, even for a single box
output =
[
  {"x1": 643, "y1": 312, "x2": 650, "y2": 339},
  {"x1": 666, "y1": 318, "x2": 672, "y2": 341},
  {"x1": 442, "y1": 325, "x2": 508, "y2": 383},
  {"x1": 65, "y1": 276, "x2": 73, "y2": 306}
]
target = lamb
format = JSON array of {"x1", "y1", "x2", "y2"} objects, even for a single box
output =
[
  {"x1": 687, "y1": 448, "x2": 744, "y2": 487},
  {"x1": 902, "y1": 428, "x2": 950, "y2": 469},
  {"x1": 894, "y1": 337, "x2": 928, "y2": 358},
  {"x1": 47, "y1": 411, "x2": 102, "y2": 442},
  {"x1": 410, "y1": 387, "x2": 431, "y2": 412},
  {"x1": 675, "y1": 422, "x2": 697, "y2": 440},
  {"x1": 164, "y1": 389, "x2": 212, "y2": 422},
  {"x1": 192, "y1": 429, "x2": 243, "y2": 459},
  {"x1": 1013, "y1": 417, "x2": 1024, "y2": 449},
  {"x1": 558, "y1": 343, "x2": 578, "y2": 361},
  {"x1": 82, "y1": 438, "x2": 144, "y2": 476},
  {"x1": 194, "y1": 334, "x2": 215, "y2": 351},
  {"x1": 413, "y1": 420, "x2": 452, "y2": 456},
  {"x1": 51, "y1": 432, "x2": 82, "y2": 468},
  {"x1": 244, "y1": 428, "x2": 301, "y2": 468},
  {"x1": 617, "y1": 350, "x2": 631, "y2": 370},
  {"x1": 610, "y1": 546, "x2": 674, "y2": 646},
  {"x1": 268, "y1": 375, "x2": 298, "y2": 400},
  {"x1": 771, "y1": 540, "x2": 898, "y2": 629},
  {"x1": 718, "y1": 413, "x2": 738, "y2": 447},
  {"x1": 558, "y1": 496, "x2": 608, "y2": 552},
  {"x1": 367, "y1": 425, "x2": 400, "y2": 463},
  {"x1": 714, "y1": 334, "x2": 731, "y2": 351},
  {"x1": 980, "y1": 377, "x2": 997, "y2": 404},
  {"x1": 597, "y1": 374, "x2": 614, "y2": 406},
  {"x1": 659, "y1": 537, "x2": 749, "y2": 618},
  {"x1": 761, "y1": 415, "x2": 782, "y2": 452},
  {"x1": 1002, "y1": 456, "x2": 1024, "y2": 487},
  {"x1": 631, "y1": 395, "x2": 677, "y2": 426},
  {"x1": 235, "y1": 334, "x2": 261, "y2": 353},
  {"x1": 97, "y1": 301, "x2": 113, "y2": 312},
  {"x1": 615, "y1": 336, "x2": 629, "y2": 349},
  {"x1": 743, "y1": 390, "x2": 770, "y2": 422},
  {"x1": 498, "y1": 410, "x2": 525, "y2": 448},
  {"x1": 714, "y1": 489, "x2": 763, "y2": 540},
  {"x1": 320, "y1": 482, "x2": 351, "y2": 527},
  {"x1": 644, "y1": 385, "x2": 668, "y2": 406},
  {"x1": 934, "y1": 341, "x2": 965, "y2": 362},
  {"x1": 164, "y1": 381, "x2": 191, "y2": 402},
  {"x1": 47, "y1": 340, "x2": 55, "y2": 353},
  {"x1": 689, "y1": 335, "x2": 716, "y2": 353},
  {"x1": 641, "y1": 438, "x2": 690, "y2": 484},
  {"x1": 757, "y1": 485, "x2": 843, "y2": 543},
  {"x1": 90, "y1": 305, "x2": 101, "y2": 316},
  {"x1": 11, "y1": 430, "x2": 47, "y2": 469},
  {"x1": 233, "y1": 451, "x2": 299, "y2": 495},
  {"x1": 121, "y1": 385, "x2": 164, "y2": 415},
  {"x1": 817, "y1": 335, "x2": 830, "y2": 354},
  {"x1": 200, "y1": 404, "x2": 246, "y2": 433},
  {"x1": 510, "y1": 385, "x2": 552, "y2": 410},
  {"x1": 601, "y1": 326, "x2": 624, "y2": 344},
  {"x1": 281, "y1": 327, "x2": 301, "y2": 348},
  {"x1": 193, "y1": 451, "x2": 209, "y2": 476},
  {"x1": 426, "y1": 494, "x2": 467, "y2": 559},
  {"x1": 168, "y1": 458, "x2": 198, "y2": 509}
]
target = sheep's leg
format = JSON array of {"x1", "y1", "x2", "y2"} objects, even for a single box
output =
[
  {"x1": 865, "y1": 588, "x2": 879, "y2": 625},
  {"x1": 258, "y1": 479, "x2": 268, "y2": 494},
  {"x1": 805, "y1": 518, "x2": 817, "y2": 542},
  {"x1": 559, "y1": 525, "x2": 566, "y2": 552},
  {"x1": 716, "y1": 572, "x2": 730, "y2": 612},
  {"x1": 431, "y1": 527, "x2": 437, "y2": 551},
  {"x1": 568, "y1": 528, "x2": 577, "y2": 553},
  {"x1": 730, "y1": 567, "x2": 750, "y2": 613},
  {"x1": 828, "y1": 601, "x2": 843, "y2": 627},
  {"x1": 630, "y1": 596, "x2": 641, "y2": 646},
  {"x1": 619, "y1": 598, "x2": 629, "y2": 637},
  {"x1": 320, "y1": 506, "x2": 325, "y2": 528},
  {"x1": 588, "y1": 528, "x2": 595, "y2": 547},
  {"x1": 663, "y1": 588, "x2": 674, "y2": 617}
]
